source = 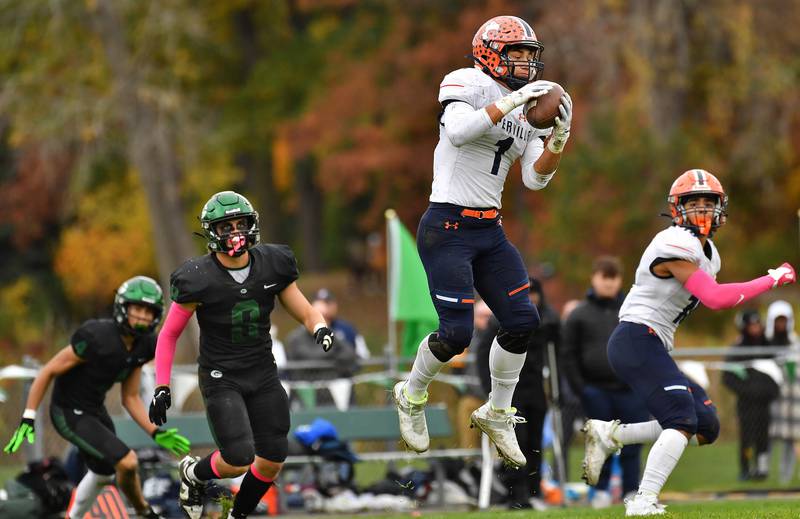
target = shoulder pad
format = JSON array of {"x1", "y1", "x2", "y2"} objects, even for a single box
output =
[
  {"x1": 170, "y1": 256, "x2": 211, "y2": 304},
  {"x1": 257, "y1": 244, "x2": 299, "y2": 285},
  {"x1": 438, "y1": 68, "x2": 492, "y2": 106},
  {"x1": 652, "y1": 226, "x2": 704, "y2": 264}
]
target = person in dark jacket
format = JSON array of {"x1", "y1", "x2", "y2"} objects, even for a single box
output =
[
  {"x1": 722, "y1": 309, "x2": 780, "y2": 480},
  {"x1": 561, "y1": 256, "x2": 649, "y2": 507},
  {"x1": 476, "y1": 278, "x2": 558, "y2": 509}
]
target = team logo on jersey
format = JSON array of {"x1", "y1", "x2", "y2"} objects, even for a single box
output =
[
  {"x1": 210, "y1": 370, "x2": 223, "y2": 379},
  {"x1": 240, "y1": 288, "x2": 247, "y2": 294}
]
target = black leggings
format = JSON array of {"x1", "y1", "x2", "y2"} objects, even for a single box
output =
[{"x1": 199, "y1": 359, "x2": 290, "y2": 466}]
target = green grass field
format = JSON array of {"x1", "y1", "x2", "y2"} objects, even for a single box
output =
[
  {"x1": 357, "y1": 499, "x2": 800, "y2": 518},
  {"x1": 353, "y1": 440, "x2": 800, "y2": 493}
]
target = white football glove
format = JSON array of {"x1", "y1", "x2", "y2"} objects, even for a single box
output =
[
  {"x1": 547, "y1": 91, "x2": 572, "y2": 154},
  {"x1": 495, "y1": 80, "x2": 554, "y2": 116},
  {"x1": 767, "y1": 262, "x2": 796, "y2": 288}
]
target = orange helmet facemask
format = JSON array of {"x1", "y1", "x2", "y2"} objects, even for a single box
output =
[
  {"x1": 667, "y1": 169, "x2": 728, "y2": 237},
  {"x1": 472, "y1": 16, "x2": 544, "y2": 91}
]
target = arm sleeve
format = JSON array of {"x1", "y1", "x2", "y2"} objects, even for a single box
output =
[
  {"x1": 520, "y1": 135, "x2": 553, "y2": 190},
  {"x1": 684, "y1": 268, "x2": 774, "y2": 310},
  {"x1": 440, "y1": 101, "x2": 494, "y2": 147},
  {"x1": 154, "y1": 304, "x2": 194, "y2": 386}
]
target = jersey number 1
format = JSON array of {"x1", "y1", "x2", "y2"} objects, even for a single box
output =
[
  {"x1": 673, "y1": 296, "x2": 699, "y2": 325},
  {"x1": 490, "y1": 137, "x2": 514, "y2": 176}
]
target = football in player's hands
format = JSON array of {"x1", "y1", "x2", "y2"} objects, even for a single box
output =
[{"x1": 525, "y1": 82, "x2": 565, "y2": 129}]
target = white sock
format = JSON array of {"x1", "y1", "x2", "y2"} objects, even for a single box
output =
[
  {"x1": 69, "y1": 470, "x2": 113, "y2": 518},
  {"x1": 489, "y1": 337, "x2": 526, "y2": 410},
  {"x1": 613, "y1": 420, "x2": 663, "y2": 445},
  {"x1": 405, "y1": 334, "x2": 446, "y2": 401},
  {"x1": 638, "y1": 428, "x2": 688, "y2": 497}
]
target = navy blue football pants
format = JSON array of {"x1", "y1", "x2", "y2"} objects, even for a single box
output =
[
  {"x1": 607, "y1": 322, "x2": 720, "y2": 443},
  {"x1": 417, "y1": 203, "x2": 540, "y2": 349}
]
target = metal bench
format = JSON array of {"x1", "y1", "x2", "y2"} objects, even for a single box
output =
[{"x1": 112, "y1": 405, "x2": 481, "y2": 508}]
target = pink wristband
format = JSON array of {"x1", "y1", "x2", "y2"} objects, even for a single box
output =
[
  {"x1": 154, "y1": 304, "x2": 193, "y2": 386},
  {"x1": 684, "y1": 269, "x2": 773, "y2": 310}
]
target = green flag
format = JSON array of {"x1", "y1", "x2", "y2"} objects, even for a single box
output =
[{"x1": 386, "y1": 210, "x2": 438, "y2": 357}]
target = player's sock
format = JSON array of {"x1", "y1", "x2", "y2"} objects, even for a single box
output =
[
  {"x1": 406, "y1": 335, "x2": 445, "y2": 401},
  {"x1": 489, "y1": 337, "x2": 526, "y2": 410},
  {"x1": 638, "y1": 428, "x2": 688, "y2": 497},
  {"x1": 613, "y1": 420, "x2": 663, "y2": 445},
  {"x1": 230, "y1": 465, "x2": 273, "y2": 518},
  {"x1": 192, "y1": 450, "x2": 222, "y2": 482},
  {"x1": 69, "y1": 470, "x2": 112, "y2": 518}
]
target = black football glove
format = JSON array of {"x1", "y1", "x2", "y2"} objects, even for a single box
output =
[
  {"x1": 314, "y1": 326, "x2": 335, "y2": 352},
  {"x1": 149, "y1": 386, "x2": 172, "y2": 426}
]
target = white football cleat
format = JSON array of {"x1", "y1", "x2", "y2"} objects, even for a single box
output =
[
  {"x1": 393, "y1": 381, "x2": 430, "y2": 453},
  {"x1": 624, "y1": 492, "x2": 666, "y2": 516},
  {"x1": 470, "y1": 401, "x2": 527, "y2": 468},
  {"x1": 178, "y1": 455, "x2": 205, "y2": 519},
  {"x1": 582, "y1": 419, "x2": 621, "y2": 486}
]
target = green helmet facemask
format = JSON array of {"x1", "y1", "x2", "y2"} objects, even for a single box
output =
[
  {"x1": 113, "y1": 276, "x2": 164, "y2": 335},
  {"x1": 199, "y1": 191, "x2": 260, "y2": 257}
]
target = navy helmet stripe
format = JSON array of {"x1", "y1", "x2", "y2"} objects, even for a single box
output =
[
  {"x1": 512, "y1": 16, "x2": 534, "y2": 38},
  {"x1": 695, "y1": 169, "x2": 706, "y2": 185}
]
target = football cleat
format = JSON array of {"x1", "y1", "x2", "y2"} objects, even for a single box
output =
[
  {"x1": 393, "y1": 381, "x2": 430, "y2": 453},
  {"x1": 178, "y1": 455, "x2": 205, "y2": 519},
  {"x1": 470, "y1": 401, "x2": 527, "y2": 468},
  {"x1": 624, "y1": 492, "x2": 667, "y2": 516},
  {"x1": 582, "y1": 419, "x2": 622, "y2": 486}
]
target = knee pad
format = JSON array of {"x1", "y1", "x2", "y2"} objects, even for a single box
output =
[
  {"x1": 428, "y1": 333, "x2": 468, "y2": 362},
  {"x1": 496, "y1": 328, "x2": 533, "y2": 355},
  {"x1": 646, "y1": 386, "x2": 698, "y2": 435},
  {"x1": 221, "y1": 443, "x2": 256, "y2": 468},
  {"x1": 436, "y1": 324, "x2": 473, "y2": 354},
  {"x1": 696, "y1": 405, "x2": 720, "y2": 444}
]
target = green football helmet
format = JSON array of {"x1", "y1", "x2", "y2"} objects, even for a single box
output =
[
  {"x1": 200, "y1": 191, "x2": 260, "y2": 256},
  {"x1": 113, "y1": 276, "x2": 164, "y2": 335}
]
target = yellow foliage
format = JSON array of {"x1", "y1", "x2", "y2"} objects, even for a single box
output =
[
  {"x1": 0, "y1": 277, "x2": 41, "y2": 345},
  {"x1": 53, "y1": 171, "x2": 157, "y2": 308}
]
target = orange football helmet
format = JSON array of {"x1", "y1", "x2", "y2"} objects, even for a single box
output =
[
  {"x1": 472, "y1": 16, "x2": 543, "y2": 90},
  {"x1": 667, "y1": 169, "x2": 728, "y2": 236}
]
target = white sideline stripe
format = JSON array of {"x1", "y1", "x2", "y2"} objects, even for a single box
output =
[
  {"x1": 664, "y1": 385, "x2": 688, "y2": 391},
  {"x1": 435, "y1": 294, "x2": 459, "y2": 303}
]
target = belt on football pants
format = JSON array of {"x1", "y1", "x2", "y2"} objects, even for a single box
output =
[{"x1": 460, "y1": 208, "x2": 499, "y2": 219}]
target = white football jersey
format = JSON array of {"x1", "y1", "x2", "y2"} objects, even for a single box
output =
[
  {"x1": 619, "y1": 225, "x2": 721, "y2": 351},
  {"x1": 431, "y1": 68, "x2": 551, "y2": 208}
]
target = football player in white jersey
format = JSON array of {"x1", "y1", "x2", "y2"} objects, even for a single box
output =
[
  {"x1": 392, "y1": 15, "x2": 573, "y2": 469},
  {"x1": 581, "y1": 169, "x2": 796, "y2": 516}
]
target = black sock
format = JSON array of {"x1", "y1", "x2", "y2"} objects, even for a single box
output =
[
  {"x1": 231, "y1": 468, "x2": 273, "y2": 517},
  {"x1": 192, "y1": 452, "x2": 218, "y2": 481}
]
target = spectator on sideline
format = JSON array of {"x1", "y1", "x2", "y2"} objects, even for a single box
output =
[
  {"x1": 562, "y1": 256, "x2": 649, "y2": 507},
  {"x1": 451, "y1": 299, "x2": 492, "y2": 448},
  {"x1": 312, "y1": 288, "x2": 371, "y2": 360},
  {"x1": 722, "y1": 310, "x2": 780, "y2": 480},
  {"x1": 499, "y1": 278, "x2": 559, "y2": 510},
  {"x1": 767, "y1": 301, "x2": 800, "y2": 483}
]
